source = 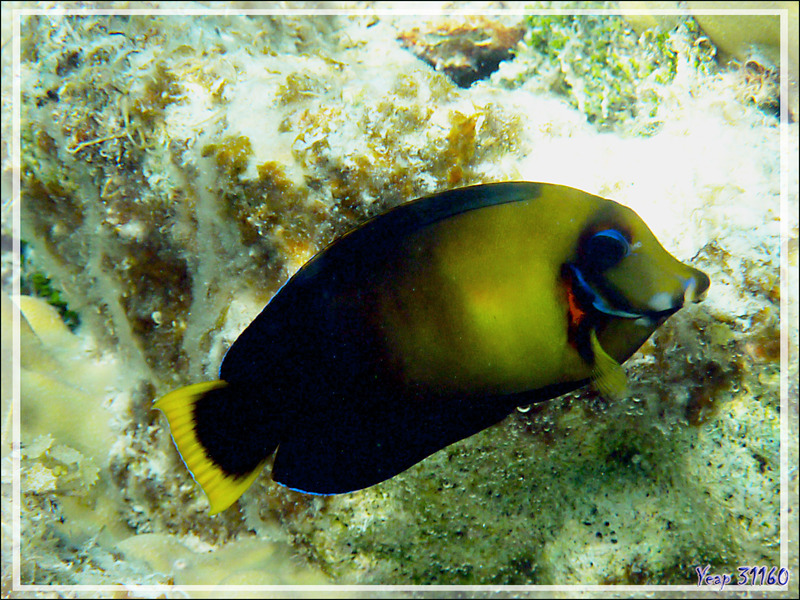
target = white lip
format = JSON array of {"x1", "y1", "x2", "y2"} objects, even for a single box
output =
[
  {"x1": 647, "y1": 291, "x2": 677, "y2": 313},
  {"x1": 647, "y1": 275, "x2": 707, "y2": 314}
]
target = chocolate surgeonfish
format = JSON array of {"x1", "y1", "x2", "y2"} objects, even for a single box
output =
[{"x1": 155, "y1": 182, "x2": 709, "y2": 514}]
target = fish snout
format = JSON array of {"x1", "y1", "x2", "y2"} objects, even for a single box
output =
[
  {"x1": 642, "y1": 267, "x2": 710, "y2": 322},
  {"x1": 684, "y1": 268, "x2": 710, "y2": 304}
]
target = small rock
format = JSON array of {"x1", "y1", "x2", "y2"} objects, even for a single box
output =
[{"x1": 398, "y1": 17, "x2": 525, "y2": 88}]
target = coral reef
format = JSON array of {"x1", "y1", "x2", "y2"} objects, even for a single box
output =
[
  {"x1": 2, "y1": 2, "x2": 797, "y2": 594},
  {"x1": 3, "y1": 292, "x2": 328, "y2": 588}
]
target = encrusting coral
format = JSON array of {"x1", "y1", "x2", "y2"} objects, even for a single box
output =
[{"x1": 3, "y1": 3, "x2": 797, "y2": 590}]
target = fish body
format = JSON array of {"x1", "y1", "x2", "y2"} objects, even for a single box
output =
[{"x1": 155, "y1": 182, "x2": 709, "y2": 513}]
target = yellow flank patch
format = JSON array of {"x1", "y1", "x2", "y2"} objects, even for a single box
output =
[
  {"x1": 589, "y1": 329, "x2": 628, "y2": 400},
  {"x1": 153, "y1": 381, "x2": 266, "y2": 515}
]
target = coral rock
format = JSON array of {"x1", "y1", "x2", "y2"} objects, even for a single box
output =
[{"x1": 398, "y1": 17, "x2": 525, "y2": 88}]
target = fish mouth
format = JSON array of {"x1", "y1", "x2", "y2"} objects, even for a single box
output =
[
  {"x1": 683, "y1": 269, "x2": 711, "y2": 304},
  {"x1": 566, "y1": 263, "x2": 707, "y2": 324}
]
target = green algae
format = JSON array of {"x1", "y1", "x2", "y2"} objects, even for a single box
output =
[
  {"x1": 27, "y1": 272, "x2": 81, "y2": 331},
  {"x1": 20, "y1": 242, "x2": 81, "y2": 330},
  {"x1": 515, "y1": 13, "x2": 718, "y2": 131}
]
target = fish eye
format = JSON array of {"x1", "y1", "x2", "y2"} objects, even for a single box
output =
[{"x1": 582, "y1": 229, "x2": 630, "y2": 271}]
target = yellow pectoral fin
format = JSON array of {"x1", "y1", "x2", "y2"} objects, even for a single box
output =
[
  {"x1": 589, "y1": 329, "x2": 627, "y2": 400},
  {"x1": 154, "y1": 381, "x2": 266, "y2": 515}
]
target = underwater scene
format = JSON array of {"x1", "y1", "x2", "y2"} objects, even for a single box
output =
[{"x1": 1, "y1": 1, "x2": 798, "y2": 596}]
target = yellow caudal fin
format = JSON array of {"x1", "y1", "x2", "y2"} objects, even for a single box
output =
[
  {"x1": 589, "y1": 329, "x2": 628, "y2": 400},
  {"x1": 153, "y1": 381, "x2": 268, "y2": 515}
]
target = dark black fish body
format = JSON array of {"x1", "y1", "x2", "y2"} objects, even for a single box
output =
[{"x1": 155, "y1": 182, "x2": 709, "y2": 513}]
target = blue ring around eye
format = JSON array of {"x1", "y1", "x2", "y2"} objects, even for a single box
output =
[
  {"x1": 583, "y1": 229, "x2": 630, "y2": 271},
  {"x1": 593, "y1": 229, "x2": 629, "y2": 255}
]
